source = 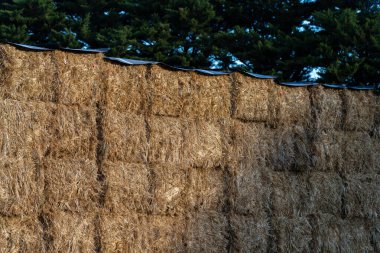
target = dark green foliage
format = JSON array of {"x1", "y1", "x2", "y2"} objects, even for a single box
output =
[{"x1": 0, "y1": 0, "x2": 378, "y2": 85}]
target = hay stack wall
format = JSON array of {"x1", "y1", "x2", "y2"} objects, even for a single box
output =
[{"x1": 0, "y1": 44, "x2": 378, "y2": 253}]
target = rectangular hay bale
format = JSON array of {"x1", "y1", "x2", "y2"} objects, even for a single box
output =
[
  {"x1": 104, "y1": 109, "x2": 147, "y2": 163},
  {"x1": 153, "y1": 163, "x2": 188, "y2": 215},
  {"x1": 182, "y1": 74, "x2": 231, "y2": 120},
  {"x1": 273, "y1": 216, "x2": 312, "y2": 253},
  {"x1": 0, "y1": 44, "x2": 55, "y2": 102},
  {"x1": 0, "y1": 157, "x2": 43, "y2": 216},
  {"x1": 345, "y1": 174, "x2": 380, "y2": 219},
  {"x1": 103, "y1": 161, "x2": 151, "y2": 213},
  {"x1": 148, "y1": 116, "x2": 182, "y2": 164},
  {"x1": 53, "y1": 50, "x2": 103, "y2": 106},
  {"x1": 0, "y1": 216, "x2": 44, "y2": 252},
  {"x1": 148, "y1": 65, "x2": 192, "y2": 117},
  {"x1": 310, "y1": 86, "x2": 344, "y2": 130},
  {"x1": 231, "y1": 214, "x2": 269, "y2": 253},
  {"x1": 308, "y1": 172, "x2": 344, "y2": 215},
  {"x1": 43, "y1": 158, "x2": 99, "y2": 213},
  {"x1": 312, "y1": 131, "x2": 343, "y2": 172},
  {"x1": 232, "y1": 73, "x2": 273, "y2": 122},
  {"x1": 188, "y1": 167, "x2": 226, "y2": 212},
  {"x1": 268, "y1": 85, "x2": 311, "y2": 127},
  {"x1": 0, "y1": 99, "x2": 53, "y2": 158},
  {"x1": 183, "y1": 119, "x2": 223, "y2": 168},
  {"x1": 186, "y1": 212, "x2": 228, "y2": 253},
  {"x1": 343, "y1": 89, "x2": 375, "y2": 131},
  {"x1": 46, "y1": 211, "x2": 95, "y2": 253},
  {"x1": 49, "y1": 104, "x2": 97, "y2": 160},
  {"x1": 102, "y1": 62, "x2": 146, "y2": 113}
]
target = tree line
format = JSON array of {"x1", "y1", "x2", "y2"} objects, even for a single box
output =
[{"x1": 0, "y1": 0, "x2": 379, "y2": 85}]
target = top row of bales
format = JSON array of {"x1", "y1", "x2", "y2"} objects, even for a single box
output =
[{"x1": 0, "y1": 44, "x2": 378, "y2": 129}]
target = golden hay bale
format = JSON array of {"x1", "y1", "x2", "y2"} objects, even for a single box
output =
[
  {"x1": 312, "y1": 130, "x2": 343, "y2": 172},
  {"x1": 46, "y1": 211, "x2": 95, "y2": 253},
  {"x1": 230, "y1": 120, "x2": 271, "y2": 167},
  {"x1": 273, "y1": 216, "x2": 312, "y2": 253},
  {"x1": 0, "y1": 157, "x2": 43, "y2": 216},
  {"x1": 43, "y1": 158, "x2": 99, "y2": 213},
  {"x1": 148, "y1": 65, "x2": 192, "y2": 117},
  {"x1": 308, "y1": 172, "x2": 344, "y2": 215},
  {"x1": 53, "y1": 50, "x2": 103, "y2": 106},
  {"x1": 269, "y1": 126, "x2": 312, "y2": 171},
  {"x1": 343, "y1": 90, "x2": 375, "y2": 131},
  {"x1": 0, "y1": 99, "x2": 53, "y2": 158},
  {"x1": 341, "y1": 131, "x2": 374, "y2": 174},
  {"x1": 153, "y1": 163, "x2": 188, "y2": 215},
  {"x1": 100, "y1": 212, "x2": 147, "y2": 253},
  {"x1": 188, "y1": 167, "x2": 225, "y2": 212},
  {"x1": 186, "y1": 212, "x2": 228, "y2": 253},
  {"x1": 231, "y1": 214, "x2": 269, "y2": 252},
  {"x1": 310, "y1": 86, "x2": 344, "y2": 130},
  {"x1": 148, "y1": 116, "x2": 182, "y2": 164},
  {"x1": 102, "y1": 62, "x2": 146, "y2": 113},
  {"x1": 268, "y1": 171, "x2": 309, "y2": 217},
  {"x1": 144, "y1": 215, "x2": 186, "y2": 253},
  {"x1": 345, "y1": 174, "x2": 380, "y2": 219},
  {"x1": 182, "y1": 119, "x2": 223, "y2": 168},
  {"x1": 182, "y1": 74, "x2": 231, "y2": 120},
  {"x1": 103, "y1": 161, "x2": 151, "y2": 213},
  {"x1": 0, "y1": 216, "x2": 44, "y2": 252},
  {"x1": 234, "y1": 163, "x2": 270, "y2": 215},
  {"x1": 104, "y1": 109, "x2": 147, "y2": 163},
  {"x1": 268, "y1": 85, "x2": 311, "y2": 127},
  {"x1": 0, "y1": 44, "x2": 55, "y2": 102},
  {"x1": 49, "y1": 104, "x2": 97, "y2": 160},
  {"x1": 232, "y1": 73, "x2": 274, "y2": 122}
]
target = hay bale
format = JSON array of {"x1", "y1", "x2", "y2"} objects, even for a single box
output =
[
  {"x1": 183, "y1": 119, "x2": 223, "y2": 168},
  {"x1": 310, "y1": 86, "x2": 343, "y2": 130},
  {"x1": 44, "y1": 158, "x2": 99, "y2": 213},
  {"x1": 341, "y1": 131, "x2": 374, "y2": 174},
  {"x1": 339, "y1": 219, "x2": 373, "y2": 253},
  {"x1": 343, "y1": 89, "x2": 375, "y2": 131},
  {"x1": 145, "y1": 215, "x2": 186, "y2": 252},
  {"x1": 374, "y1": 138, "x2": 380, "y2": 174},
  {"x1": 188, "y1": 167, "x2": 225, "y2": 212},
  {"x1": 53, "y1": 50, "x2": 103, "y2": 106},
  {"x1": 374, "y1": 94, "x2": 380, "y2": 139},
  {"x1": 0, "y1": 157, "x2": 43, "y2": 216},
  {"x1": 269, "y1": 126, "x2": 312, "y2": 171},
  {"x1": 102, "y1": 62, "x2": 146, "y2": 113},
  {"x1": 47, "y1": 211, "x2": 95, "y2": 253},
  {"x1": 103, "y1": 161, "x2": 151, "y2": 213},
  {"x1": 313, "y1": 214, "x2": 342, "y2": 252},
  {"x1": 234, "y1": 163, "x2": 270, "y2": 215},
  {"x1": 269, "y1": 171, "x2": 309, "y2": 217},
  {"x1": 0, "y1": 216, "x2": 44, "y2": 252},
  {"x1": 148, "y1": 116, "x2": 182, "y2": 164},
  {"x1": 153, "y1": 164, "x2": 188, "y2": 215},
  {"x1": 268, "y1": 85, "x2": 311, "y2": 127},
  {"x1": 100, "y1": 212, "x2": 148, "y2": 252},
  {"x1": 232, "y1": 73, "x2": 273, "y2": 122},
  {"x1": 50, "y1": 104, "x2": 97, "y2": 160},
  {"x1": 0, "y1": 44, "x2": 55, "y2": 102},
  {"x1": 104, "y1": 109, "x2": 147, "y2": 163},
  {"x1": 345, "y1": 174, "x2": 380, "y2": 218},
  {"x1": 273, "y1": 216, "x2": 312, "y2": 253},
  {"x1": 312, "y1": 130, "x2": 343, "y2": 172},
  {"x1": 231, "y1": 214, "x2": 269, "y2": 252},
  {"x1": 230, "y1": 120, "x2": 270, "y2": 167},
  {"x1": 308, "y1": 172, "x2": 344, "y2": 215},
  {"x1": 0, "y1": 99, "x2": 53, "y2": 158},
  {"x1": 186, "y1": 212, "x2": 228, "y2": 253},
  {"x1": 372, "y1": 218, "x2": 380, "y2": 252},
  {"x1": 182, "y1": 74, "x2": 231, "y2": 120},
  {"x1": 148, "y1": 65, "x2": 192, "y2": 117}
]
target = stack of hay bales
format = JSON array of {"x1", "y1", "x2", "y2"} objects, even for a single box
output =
[{"x1": 0, "y1": 44, "x2": 378, "y2": 252}]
